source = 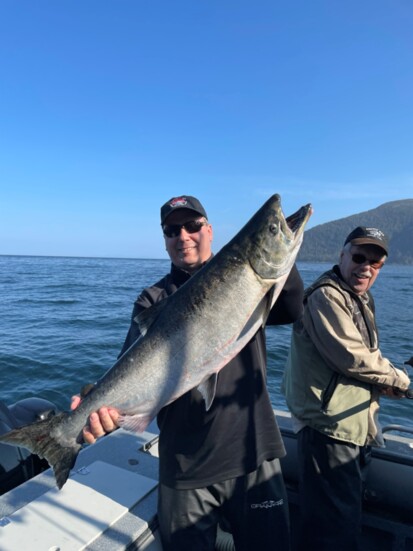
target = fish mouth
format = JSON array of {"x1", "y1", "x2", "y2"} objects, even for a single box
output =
[{"x1": 286, "y1": 203, "x2": 313, "y2": 235}]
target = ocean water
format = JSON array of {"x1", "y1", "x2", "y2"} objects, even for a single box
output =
[{"x1": 1, "y1": 255, "x2": 412, "y2": 429}]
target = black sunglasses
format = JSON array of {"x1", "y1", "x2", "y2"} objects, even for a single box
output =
[
  {"x1": 351, "y1": 253, "x2": 385, "y2": 269},
  {"x1": 163, "y1": 220, "x2": 207, "y2": 238}
]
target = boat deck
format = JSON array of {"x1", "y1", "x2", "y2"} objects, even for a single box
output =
[
  {"x1": 0, "y1": 421, "x2": 162, "y2": 551},
  {"x1": 1, "y1": 412, "x2": 413, "y2": 550}
]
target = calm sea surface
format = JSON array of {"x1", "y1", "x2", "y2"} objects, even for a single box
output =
[{"x1": 1, "y1": 256, "x2": 412, "y2": 429}]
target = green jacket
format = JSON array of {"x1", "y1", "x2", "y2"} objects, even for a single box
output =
[{"x1": 282, "y1": 267, "x2": 410, "y2": 447}]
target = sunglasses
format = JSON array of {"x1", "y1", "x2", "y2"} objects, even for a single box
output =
[
  {"x1": 163, "y1": 219, "x2": 207, "y2": 238},
  {"x1": 351, "y1": 253, "x2": 385, "y2": 269}
]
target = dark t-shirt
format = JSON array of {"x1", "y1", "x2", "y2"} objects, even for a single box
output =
[{"x1": 119, "y1": 262, "x2": 304, "y2": 489}]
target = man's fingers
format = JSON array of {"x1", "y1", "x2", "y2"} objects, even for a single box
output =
[
  {"x1": 70, "y1": 402, "x2": 120, "y2": 444},
  {"x1": 70, "y1": 395, "x2": 81, "y2": 411},
  {"x1": 89, "y1": 408, "x2": 119, "y2": 436},
  {"x1": 82, "y1": 426, "x2": 97, "y2": 445},
  {"x1": 81, "y1": 413, "x2": 107, "y2": 445},
  {"x1": 88, "y1": 411, "x2": 108, "y2": 436},
  {"x1": 98, "y1": 407, "x2": 120, "y2": 431}
]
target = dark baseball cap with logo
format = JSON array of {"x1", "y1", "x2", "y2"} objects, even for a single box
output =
[
  {"x1": 160, "y1": 195, "x2": 208, "y2": 225},
  {"x1": 344, "y1": 226, "x2": 389, "y2": 256}
]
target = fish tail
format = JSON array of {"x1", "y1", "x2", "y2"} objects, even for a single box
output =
[{"x1": 0, "y1": 412, "x2": 81, "y2": 489}]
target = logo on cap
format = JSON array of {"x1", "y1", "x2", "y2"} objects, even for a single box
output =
[
  {"x1": 169, "y1": 197, "x2": 189, "y2": 208},
  {"x1": 365, "y1": 228, "x2": 385, "y2": 241}
]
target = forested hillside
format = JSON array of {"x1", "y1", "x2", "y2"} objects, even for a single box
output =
[{"x1": 298, "y1": 199, "x2": 413, "y2": 264}]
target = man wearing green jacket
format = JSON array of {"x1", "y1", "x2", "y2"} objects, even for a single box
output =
[{"x1": 282, "y1": 226, "x2": 411, "y2": 551}]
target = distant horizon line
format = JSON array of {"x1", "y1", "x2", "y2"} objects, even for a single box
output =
[
  {"x1": 0, "y1": 253, "x2": 170, "y2": 261},
  {"x1": 1, "y1": 254, "x2": 411, "y2": 267}
]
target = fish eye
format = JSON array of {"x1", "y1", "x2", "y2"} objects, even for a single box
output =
[{"x1": 269, "y1": 223, "x2": 279, "y2": 234}]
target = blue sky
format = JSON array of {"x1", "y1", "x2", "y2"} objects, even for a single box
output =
[{"x1": 1, "y1": 1, "x2": 412, "y2": 259}]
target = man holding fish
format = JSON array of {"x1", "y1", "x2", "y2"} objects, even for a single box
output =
[
  {"x1": 74, "y1": 195, "x2": 308, "y2": 551},
  {"x1": 1, "y1": 193, "x2": 311, "y2": 550}
]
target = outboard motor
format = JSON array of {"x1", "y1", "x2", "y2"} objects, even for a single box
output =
[{"x1": 0, "y1": 397, "x2": 58, "y2": 495}]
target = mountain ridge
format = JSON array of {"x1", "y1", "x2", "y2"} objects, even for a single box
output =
[{"x1": 298, "y1": 199, "x2": 413, "y2": 265}]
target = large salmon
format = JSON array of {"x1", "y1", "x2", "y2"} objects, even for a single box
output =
[{"x1": 0, "y1": 194, "x2": 311, "y2": 489}]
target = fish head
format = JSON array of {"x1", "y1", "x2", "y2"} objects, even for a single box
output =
[{"x1": 244, "y1": 194, "x2": 312, "y2": 281}]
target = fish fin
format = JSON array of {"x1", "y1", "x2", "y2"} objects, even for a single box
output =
[
  {"x1": 238, "y1": 290, "x2": 278, "y2": 341},
  {"x1": 134, "y1": 300, "x2": 167, "y2": 336},
  {"x1": 262, "y1": 286, "x2": 278, "y2": 326},
  {"x1": 197, "y1": 373, "x2": 218, "y2": 411},
  {"x1": 0, "y1": 412, "x2": 81, "y2": 490},
  {"x1": 118, "y1": 414, "x2": 151, "y2": 433}
]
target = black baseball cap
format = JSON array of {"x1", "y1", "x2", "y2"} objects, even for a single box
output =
[
  {"x1": 344, "y1": 226, "x2": 389, "y2": 255},
  {"x1": 160, "y1": 195, "x2": 208, "y2": 225}
]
